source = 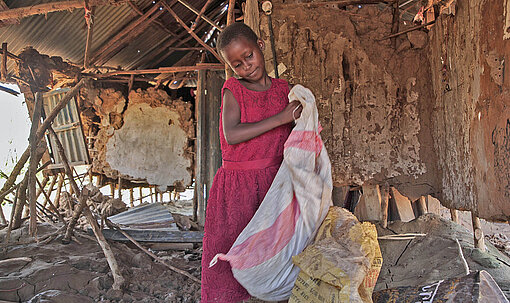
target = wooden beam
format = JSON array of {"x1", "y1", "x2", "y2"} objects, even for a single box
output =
[
  {"x1": 168, "y1": 47, "x2": 206, "y2": 51},
  {"x1": 90, "y1": 1, "x2": 162, "y2": 65},
  {"x1": 243, "y1": 0, "x2": 260, "y2": 37},
  {"x1": 278, "y1": 0, "x2": 394, "y2": 8},
  {"x1": 89, "y1": 63, "x2": 224, "y2": 77},
  {"x1": 1, "y1": 43, "x2": 7, "y2": 81},
  {"x1": 0, "y1": 0, "x2": 128, "y2": 21},
  {"x1": 127, "y1": 0, "x2": 179, "y2": 38},
  {"x1": 225, "y1": 0, "x2": 235, "y2": 79},
  {"x1": 190, "y1": 0, "x2": 214, "y2": 31},
  {"x1": 83, "y1": 5, "x2": 95, "y2": 69},
  {"x1": 28, "y1": 92, "x2": 43, "y2": 236},
  {"x1": 175, "y1": 0, "x2": 221, "y2": 32},
  {"x1": 162, "y1": 2, "x2": 224, "y2": 63}
]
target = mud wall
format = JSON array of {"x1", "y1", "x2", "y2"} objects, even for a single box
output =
[
  {"x1": 89, "y1": 87, "x2": 194, "y2": 190},
  {"x1": 262, "y1": 2, "x2": 440, "y2": 200},
  {"x1": 429, "y1": 0, "x2": 510, "y2": 220}
]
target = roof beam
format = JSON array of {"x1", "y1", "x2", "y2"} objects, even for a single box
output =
[
  {"x1": 87, "y1": 63, "x2": 224, "y2": 77},
  {"x1": 175, "y1": 0, "x2": 221, "y2": 32},
  {"x1": 190, "y1": 0, "x2": 214, "y2": 31},
  {"x1": 127, "y1": 1, "x2": 179, "y2": 38},
  {"x1": 162, "y1": 1, "x2": 223, "y2": 63},
  {"x1": 90, "y1": 1, "x2": 163, "y2": 66},
  {"x1": 0, "y1": 0, "x2": 128, "y2": 21}
]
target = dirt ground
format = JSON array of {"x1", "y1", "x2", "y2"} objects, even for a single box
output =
[
  {"x1": 0, "y1": 223, "x2": 201, "y2": 303},
  {"x1": 0, "y1": 211, "x2": 508, "y2": 303}
]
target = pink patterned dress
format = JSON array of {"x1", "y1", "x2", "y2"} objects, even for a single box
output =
[{"x1": 201, "y1": 77, "x2": 292, "y2": 302}]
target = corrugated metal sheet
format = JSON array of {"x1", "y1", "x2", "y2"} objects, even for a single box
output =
[
  {"x1": 43, "y1": 88, "x2": 89, "y2": 167},
  {"x1": 0, "y1": 0, "x2": 224, "y2": 74},
  {"x1": 108, "y1": 202, "x2": 178, "y2": 230}
]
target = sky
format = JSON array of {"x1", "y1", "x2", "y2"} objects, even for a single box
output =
[{"x1": 0, "y1": 83, "x2": 30, "y2": 188}]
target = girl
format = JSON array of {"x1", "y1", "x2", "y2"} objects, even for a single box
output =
[{"x1": 201, "y1": 23, "x2": 302, "y2": 302}]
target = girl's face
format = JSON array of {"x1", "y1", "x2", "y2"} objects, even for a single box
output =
[{"x1": 221, "y1": 37, "x2": 266, "y2": 82}]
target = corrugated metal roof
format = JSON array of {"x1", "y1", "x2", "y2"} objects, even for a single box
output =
[{"x1": 0, "y1": 0, "x2": 225, "y2": 75}]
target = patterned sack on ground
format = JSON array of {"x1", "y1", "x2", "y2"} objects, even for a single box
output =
[
  {"x1": 210, "y1": 85, "x2": 333, "y2": 301},
  {"x1": 289, "y1": 207, "x2": 383, "y2": 303}
]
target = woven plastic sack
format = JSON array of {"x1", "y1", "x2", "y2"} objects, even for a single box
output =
[
  {"x1": 210, "y1": 85, "x2": 333, "y2": 301},
  {"x1": 289, "y1": 206, "x2": 383, "y2": 303}
]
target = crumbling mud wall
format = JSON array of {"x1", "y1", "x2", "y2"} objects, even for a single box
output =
[
  {"x1": 429, "y1": 0, "x2": 510, "y2": 220},
  {"x1": 89, "y1": 87, "x2": 194, "y2": 190},
  {"x1": 261, "y1": 2, "x2": 440, "y2": 200}
]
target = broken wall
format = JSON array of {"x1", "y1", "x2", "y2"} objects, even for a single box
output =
[
  {"x1": 261, "y1": 2, "x2": 440, "y2": 200},
  {"x1": 88, "y1": 86, "x2": 194, "y2": 190},
  {"x1": 428, "y1": 0, "x2": 510, "y2": 220}
]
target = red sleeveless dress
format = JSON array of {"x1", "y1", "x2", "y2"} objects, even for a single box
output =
[{"x1": 201, "y1": 77, "x2": 292, "y2": 302}]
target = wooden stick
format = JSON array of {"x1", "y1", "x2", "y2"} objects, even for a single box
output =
[
  {"x1": 41, "y1": 175, "x2": 57, "y2": 208},
  {"x1": 85, "y1": 207, "x2": 125, "y2": 290},
  {"x1": 28, "y1": 92, "x2": 43, "y2": 236},
  {"x1": 380, "y1": 188, "x2": 389, "y2": 228},
  {"x1": 0, "y1": 0, "x2": 128, "y2": 21},
  {"x1": 4, "y1": 183, "x2": 20, "y2": 244},
  {"x1": 471, "y1": 212, "x2": 486, "y2": 251},
  {"x1": 378, "y1": 21, "x2": 435, "y2": 41},
  {"x1": 168, "y1": 47, "x2": 206, "y2": 51},
  {"x1": 1, "y1": 42, "x2": 7, "y2": 81},
  {"x1": 127, "y1": 0, "x2": 179, "y2": 38},
  {"x1": 83, "y1": 5, "x2": 95, "y2": 69},
  {"x1": 54, "y1": 174, "x2": 64, "y2": 208},
  {"x1": 0, "y1": 257, "x2": 32, "y2": 266},
  {"x1": 175, "y1": 0, "x2": 221, "y2": 31},
  {"x1": 190, "y1": 0, "x2": 214, "y2": 31},
  {"x1": 88, "y1": 64, "x2": 224, "y2": 77},
  {"x1": 0, "y1": 148, "x2": 29, "y2": 205},
  {"x1": 117, "y1": 176, "x2": 122, "y2": 200},
  {"x1": 127, "y1": 74, "x2": 134, "y2": 92},
  {"x1": 129, "y1": 188, "x2": 134, "y2": 207},
  {"x1": 36, "y1": 178, "x2": 64, "y2": 223},
  {"x1": 106, "y1": 218, "x2": 201, "y2": 284},
  {"x1": 139, "y1": 187, "x2": 143, "y2": 204},
  {"x1": 390, "y1": 0, "x2": 399, "y2": 48},
  {"x1": 24, "y1": 175, "x2": 48, "y2": 218},
  {"x1": 162, "y1": 2, "x2": 224, "y2": 63},
  {"x1": 94, "y1": 9, "x2": 164, "y2": 66},
  {"x1": 90, "y1": 2, "x2": 162, "y2": 65},
  {"x1": 62, "y1": 186, "x2": 89, "y2": 244}
]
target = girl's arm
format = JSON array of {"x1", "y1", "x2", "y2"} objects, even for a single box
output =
[{"x1": 222, "y1": 88, "x2": 302, "y2": 145}]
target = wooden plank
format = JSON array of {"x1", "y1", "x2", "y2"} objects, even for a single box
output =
[
  {"x1": 354, "y1": 185, "x2": 382, "y2": 221},
  {"x1": 97, "y1": 228, "x2": 204, "y2": 243},
  {"x1": 0, "y1": 0, "x2": 128, "y2": 21},
  {"x1": 195, "y1": 70, "x2": 206, "y2": 226},
  {"x1": 389, "y1": 187, "x2": 414, "y2": 222},
  {"x1": 425, "y1": 195, "x2": 441, "y2": 215}
]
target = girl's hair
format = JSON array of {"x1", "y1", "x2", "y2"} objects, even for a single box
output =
[{"x1": 216, "y1": 23, "x2": 259, "y2": 54}]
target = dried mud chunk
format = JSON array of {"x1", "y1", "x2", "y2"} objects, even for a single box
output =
[{"x1": 407, "y1": 30, "x2": 428, "y2": 49}]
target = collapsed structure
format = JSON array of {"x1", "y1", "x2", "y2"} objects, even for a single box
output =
[{"x1": 0, "y1": 0, "x2": 508, "y2": 301}]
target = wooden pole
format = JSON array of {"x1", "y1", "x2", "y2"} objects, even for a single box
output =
[
  {"x1": 129, "y1": 188, "x2": 134, "y2": 207},
  {"x1": 150, "y1": 187, "x2": 154, "y2": 203},
  {"x1": 83, "y1": 5, "x2": 95, "y2": 69},
  {"x1": 117, "y1": 176, "x2": 122, "y2": 200},
  {"x1": 190, "y1": 0, "x2": 214, "y2": 31},
  {"x1": 0, "y1": 0, "x2": 129, "y2": 21},
  {"x1": 243, "y1": 0, "x2": 260, "y2": 37},
  {"x1": 162, "y1": 2, "x2": 224, "y2": 63},
  {"x1": 390, "y1": 0, "x2": 399, "y2": 48},
  {"x1": 28, "y1": 92, "x2": 43, "y2": 236},
  {"x1": 110, "y1": 183, "x2": 115, "y2": 198},
  {"x1": 35, "y1": 178, "x2": 64, "y2": 223},
  {"x1": 49, "y1": 128, "x2": 125, "y2": 288},
  {"x1": 41, "y1": 175, "x2": 58, "y2": 208},
  {"x1": 379, "y1": 20, "x2": 435, "y2": 41},
  {"x1": 175, "y1": 0, "x2": 221, "y2": 31},
  {"x1": 139, "y1": 187, "x2": 143, "y2": 204},
  {"x1": 380, "y1": 187, "x2": 389, "y2": 228},
  {"x1": 225, "y1": 0, "x2": 236, "y2": 79},
  {"x1": 471, "y1": 212, "x2": 486, "y2": 251},
  {"x1": 54, "y1": 174, "x2": 64, "y2": 208},
  {"x1": 1, "y1": 42, "x2": 7, "y2": 81}
]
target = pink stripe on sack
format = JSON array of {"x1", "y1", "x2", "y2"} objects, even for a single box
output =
[
  {"x1": 219, "y1": 195, "x2": 301, "y2": 270},
  {"x1": 284, "y1": 130, "x2": 323, "y2": 155}
]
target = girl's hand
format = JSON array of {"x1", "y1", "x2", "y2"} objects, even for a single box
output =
[{"x1": 278, "y1": 101, "x2": 303, "y2": 124}]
